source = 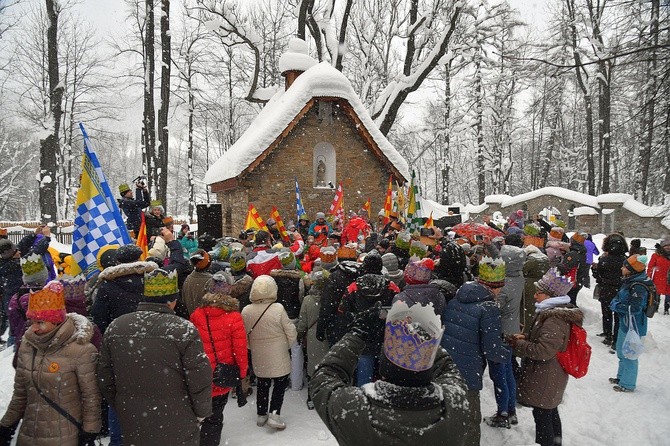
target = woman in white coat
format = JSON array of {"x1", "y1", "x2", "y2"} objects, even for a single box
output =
[{"x1": 242, "y1": 275, "x2": 297, "y2": 430}]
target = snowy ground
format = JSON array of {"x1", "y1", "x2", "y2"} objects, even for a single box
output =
[{"x1": 0, "y1": 236, "x2": 668, "y2": 445}]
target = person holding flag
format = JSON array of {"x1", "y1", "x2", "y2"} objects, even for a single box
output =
[{"x1": 118, "y1": 180, "x2": 150, "y2": 238}]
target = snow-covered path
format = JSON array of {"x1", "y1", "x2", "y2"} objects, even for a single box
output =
[{"x1": 1, "y1": 236, "x2": 668, "y2": 445}]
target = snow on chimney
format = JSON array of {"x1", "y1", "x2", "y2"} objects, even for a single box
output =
[{"x1": 279, "y1": 38, "x2": 317, "y2": 90}]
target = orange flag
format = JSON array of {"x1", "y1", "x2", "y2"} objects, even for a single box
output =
[
  {"x1": 270, "y1": 206, "x2": 290, "y2": 243},
  {"x1": 136, "y1": 212, "x2": 148, "y2": 260},
  {"x1": 383, "y1": 175, "x2": 393, "y2": 224},
  {"x1": 362, "y1": 198, "x2": 371, "y2": 216},
  {"x1": 424, "y1": 211, "x2": 434, "y2": 228},
  {"x1": 244, "y1": 203, "x2": 269, "y2": 231}
]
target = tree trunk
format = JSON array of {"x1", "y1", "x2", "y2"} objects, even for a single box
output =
[
  {"x1": 157, "y1": 0, "x2": 171, "y2": 209},
  {"x1": 635, "y1": 0, "x2": 659, "y2": 202},
  {"x1": 599, "y1": 60, "x2": 612, "y2": 193},
  {"x1": 334, "y1": 0, "x2": 353, "y2": 71},
  {"x1": 475, "y1": 46, "x2": 485, "y2": 204},
  {"x1": 143, "y1": 0, "x2": 157, "y2": 198},
  {"x1": 440, "y1": 63, "x2": 452, "y2": 205},
  {"x1": 565, "y1": 0, "x2": 595, "y2": 195},
  {"x1": 40, "y1": 0, "x2": 62, "y2": 223},
  {"x1": 187, "y1": 62, "x2": 195, "y2": 222}
]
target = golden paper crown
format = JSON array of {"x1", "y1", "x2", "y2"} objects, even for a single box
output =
[
  {"x1": 28, "y1": 281, "x2": 65, "y2": 314},
  {"x1": 144, "y1": 269, "x2": 179, "y2": 297}
]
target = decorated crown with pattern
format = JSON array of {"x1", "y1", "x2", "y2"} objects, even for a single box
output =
[
  {"x1": 27, "y1": 280, "x2": 66, "y2": 324},
  {"x1": 395, "y1": 231, "x2": 411, "y2": 251},
  {"x1": 409, "y1": 240, "x2": 428, "y2": 259},
  {"x1": 279, "y1": 249, "x2": 296, "y2": 269},
  {"x1": 477, "y1": 256, "x2": 506, "y2": 288},
  {"x1": 383, "y1": 301, "x2": 444, "y2": 372},
  {"x1": 535, "y1": 267, "x2": 573, "y2": 297},
  {"x1": 144, "y1": 269, "x2": 179, "y2": 297},
  {"x1": 207, "y1": 270, "x2": 233, "y2": 295},
  {"x1": 21, "y1": 253, "x2": 46, "y2": 276},
  {"x1": 60, "y1": 274, "x2": 87, "y2": 301}
]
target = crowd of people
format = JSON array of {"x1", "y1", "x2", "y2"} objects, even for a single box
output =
[{"x1": 0, "y1": 202, "x2": 668, "y2": 446}]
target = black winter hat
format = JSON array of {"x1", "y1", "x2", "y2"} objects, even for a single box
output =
[
  {"x1": 116, "y1": 244, "x2": 143, "y2": 263},
  {"x1": 360, "y1": 252, "x2": 383, "y2": 275},
  {"x1": 0, "y1": 239, "x2": 17, "y2": 260},
  {"x1": 379, "y1": 353, "x2": 433, "y2": 387}
]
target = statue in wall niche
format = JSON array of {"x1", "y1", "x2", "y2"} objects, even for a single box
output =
[{"x1": 316, "y1": 159, "x2": 327, "y2": 187}]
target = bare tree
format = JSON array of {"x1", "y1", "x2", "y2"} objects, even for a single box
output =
[
  {"x1": 156, "y1": 0, "x2": 171, "y2": 208},
  {"x1": 38, "y1": 0, "x2": 63, "y2": 222}
]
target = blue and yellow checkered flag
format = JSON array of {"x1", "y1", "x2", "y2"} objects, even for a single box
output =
[{"x1": 72, "y1": 123, "x2": 131, "y2": 278}]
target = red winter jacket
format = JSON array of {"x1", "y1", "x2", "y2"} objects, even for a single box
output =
[
  {"x1": 341, "y1": 217, "x2": 371, "y2": 246},
  {"x1": 647, "y1": 251, "x2": 670, "y2": 295},
  {"x1": 190, "y1": 295, "x2": 249, "y2": 396}
]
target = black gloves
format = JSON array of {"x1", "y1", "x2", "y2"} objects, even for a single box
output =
[
  {"x1": 349, "y1": 301, "x2": 385, "y2": 338},
  {"x1": 78, "y1": 431, "x2": 98, "y2": 446},
  {"x1": 0, "y1": 423, "x2": 18, "y2": 446}
]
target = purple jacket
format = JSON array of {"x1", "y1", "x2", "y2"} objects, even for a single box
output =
[{"x1": 584, "y1": 240, "x2": 600, "y2": 265}]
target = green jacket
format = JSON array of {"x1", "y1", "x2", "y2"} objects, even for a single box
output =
[{"x1": 310, "y1": 332, "x2": 470, "y2": 446}]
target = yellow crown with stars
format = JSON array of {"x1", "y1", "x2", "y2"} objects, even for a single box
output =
[{"x1": 144, "y1": 269, "x2": 179, "y2": 297}]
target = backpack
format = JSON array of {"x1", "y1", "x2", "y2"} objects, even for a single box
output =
[
  {"x1": 632, "y1": 281, "x2": 659, "y2": 318},
  {"x1": 556, "y1": 324, "x2": 591, "y2": 378}
]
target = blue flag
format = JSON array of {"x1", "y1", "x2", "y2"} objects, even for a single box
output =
[
  {"x1": 72, "y1": 123, "x2": 131, "y2": 278},
  {"x1": 295, "y1": 178, "x2": 307, "y2": 222}
]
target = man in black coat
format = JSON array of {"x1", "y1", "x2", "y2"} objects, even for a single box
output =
[
  {"x1": 316, "y1": 261, "x2": 361, "y2": 347},
  {"x1": 592, "y1": 233, "x2": 629, "y2": 346},
  {"x1": 118, "y1": 182, "x2": 150, "y2": 237},
  {"x1": 558, "y1": 232, "x2": 589, "y2": 306}
]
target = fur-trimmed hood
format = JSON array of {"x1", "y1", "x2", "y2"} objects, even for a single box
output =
[
  {"x1": 98, "y1": 261, "x2": 158, "y2": 281},
  {"x1": 535, "y1": 305, "x2": 584, "y2": 327},
  {"x1": 230, "y1": 274, "x2": 253, "y2": 300},
  {"x1": 202, "y1": 293, "x2": 239, "y2": 312}
]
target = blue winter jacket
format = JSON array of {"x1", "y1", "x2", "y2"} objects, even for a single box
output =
[
  {"x1": 441, "y1": 281, "x2": 508, "y2": 391},
  {"x1": 611, "y1": 272, "x2": 650, "y2": 337}
]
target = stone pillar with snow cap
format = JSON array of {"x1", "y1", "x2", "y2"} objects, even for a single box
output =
[{"x1": 279, "y1": 38, "x2": 318, "y2": 90}]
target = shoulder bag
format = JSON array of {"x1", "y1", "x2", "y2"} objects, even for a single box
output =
[
  {"x1": 205, "y1": 312, "x2": 241, "y2": 388},
  {"x1": 30, "y1": 350, "x2": 83, "y2": 430}
]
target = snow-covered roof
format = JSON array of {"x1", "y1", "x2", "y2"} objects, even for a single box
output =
[
  {"x1": 596, "y1": 193, "x2": 633, "y2": 204},
  {"x1": 205, "y1": 61, "x2": 410, "y2": 185},
  {"x1": 573, "y1": 206, "x2": 599, "y2": 216},
  {"x1": 484, "y1": 194, "x2": 509, "y2": 204},
  {"x1": 622, "y1": 199, "x2": 669, "y2": 218},
  {"x1": 485, "y1": 187, "x2": 601, "y2": 209}
]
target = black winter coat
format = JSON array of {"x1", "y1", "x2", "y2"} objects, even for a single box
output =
[
  {"x1": 317, "y1": 261, "x2": 361, "y2": 346},
  {"x1": 310, "y1": 332, "x2": 470, "y2": 446},
  {"x1": 558, "y1": 241, "x2": 588, "y2": 287},
  {"x1": 91, "y1": 261, "x2": 158, "y2": 333},
  {"x1": 270, "y1": 269, "x2": 304, "y2": 319},
  {"x1": 118, "y1": 187, "x2": 150, "y2": 234},
  {"x1": 435, "y1": 242, "x2": 468, "y2": 288},
  {"x1": 0, "y1": 257, "x2": 22, "y2": 302}
]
